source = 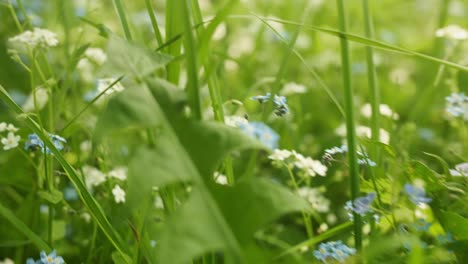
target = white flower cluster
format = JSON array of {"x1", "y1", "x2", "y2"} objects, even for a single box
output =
[
  {"x1": 77, "y1": 47, "x2": 107, "y2": 82},
  {"x1": 297, "y1": 187, "x2": 330, "y2": 213},
  {"x1": 360, "y1": 103, "x2": 399, "y2": 120},
  {"x1": 9, "y1": 28, "x2": 59, "y2": 49},
  {"x1": 450, "y1": 163, "x2": 468, "y2": 177},
  {"x1": 82, "y1": 165, "x2": 128, "y2": 203},
  {"x1": 435, "y1": 24, "x2": 468, "y2": 40},
  {"x1": 268, "y1": 149, "x2": 327, "y2": 177},
  {"x1": 280, "y1": 82, "x2": 307, "y2": 96},
  {"x1": 96, "y1": 78, "x2": 125, "y2": 96},
  {"x1": 0, "y1": 122, "x2": 20, "y2": 151},
  {"x1": 335, "y1": 124, "x2": 390, "y2": 145}
]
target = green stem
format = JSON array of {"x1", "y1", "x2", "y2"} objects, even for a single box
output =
[
  {"x1": 362, "y1": 0, "x2": 382, "y2": 206},
  {"x1": 182, "y1": 0, "x2": 202, "y2": 120},
  {"x1": 7, "y1": 0, "x2": 23, "y2": 32},
  {"x1": 285, "y1": 164, "x2": 313, "y2": 238},
  {"x1": 144, "y1": 0, "x2": 164, "y2": 47},
  {"x1": 336, "y1": 0, "x2": 362, "y2": 249},
  {"x1": 113, "y1": 0, "x2": 133, "y2": 41}
]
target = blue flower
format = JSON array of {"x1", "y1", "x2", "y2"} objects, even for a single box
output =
[
  {"x1": 404, "y1": 184, "x2": 431, "y2": 205},
  {"x1": 358, "y1": 158, "x2": 377, "y2": 167},
  {"x1": 345, "y1": 192, "x2": 376, "y2": 217},
  {"x1": 40, "y1": 250, "x2": 64, "y2": 264},
  {"x1": 251, "y1": 122, "x2": 279, "y2": 149},
  {"x1": 25, "y1": 133, "x2": 66, "y2": 154},
  {"x1": 437, "y1": 233, "x2": 454, "y2": 245},
  {"x1": 313, "y1": 240, "x2": 356, "y2": 263},
  {"x1": 64, "y1": 186, "x2": 78, "y2": 201},
  {"x1": 26, "y1": 258, "x2": 41, "y2": 264},
  {"x1": 250, "y1": 93, "x2": 289, "y2": 116}
]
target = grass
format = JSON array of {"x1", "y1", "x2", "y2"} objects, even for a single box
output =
[{"x1": 0, "y1": 0, "x2": 467, "y2": 263}]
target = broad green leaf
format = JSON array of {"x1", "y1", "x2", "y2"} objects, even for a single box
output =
[
  {"x1": 101, "y1": 35, "x2": 172, "y2": 79},
  {"x1": 95, "y1": 85, "x2": 164, "y2": 139},
  {"x1": 212, "y1": 178, "x2": 310, "y2": 242},
  {"x1": 440, "y1": 212, "x2": 468, "y2": 240}
]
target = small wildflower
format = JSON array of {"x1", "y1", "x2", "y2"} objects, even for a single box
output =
[
  {"x1": 0, "y1": 122, "x2": 6, "y2": 132},
  {"x1": 280, "y1": 82, "x2": 307, "y2": 96},
  {"x1": 24, "y1": 133, "x2": 66, "y2": 154},
  {"x1": 214, "y1": 172, "x2": 228, "y2": 185},
  {"x1": 40, "y1": 250, "x2": 64, "y2": 264},
  {"x1": 1, "y1": 132, "x2": 21, "y2": 150},
  {"x1": 96, "y1": 78, "x2": 125, "y2": 95},
  {"x1": 345, "y1": 192, "x2": 376, "y2": 218},
  {"x1": 83, "y1": 165, "x2": 106, "y2": 189},
  {"x1": 22, "y1": 87, "x2": 49, "y2": 112},
  {"x1": 361, "y1": 103, "x2": 399, "y2": 120},
  {"x1": 313, "y1": 240, "x2": 356, "y2": 263},
  {"x1": 435, "y1": 24, "x2": 468, "y2": 40},
  {"x1": 240, "y1": 122, "x2": 279, "y2": 149},
  {"x1": 112, "y1": 184, "x2": 126, "y2": 203},
  {"x1": 268, "y1": 149, "x2": 293, "y2": 162},
  {"x1": 9, "y1": 28, "x2": 59, "y2": 49},
  {"x1": 154, "y1": 196, "x2": 165, "y2": 209},
  {"x1": 357, "y1": 158, "x2": 377, "y2": 167},
  {"x1": 108, "y1": 167, "x2": 128, "y2": 181},
  {"x1": 0, "y1": 258, "x2": 14, "y2": 264},
  {"x1": 404, "y1": 183, "x2": 432, "y2": 206},
  {"x1": 250, "y1": 93, "x2": 289, "y2": 116},
  {"x1": 294, "y1": 154, "x2": 328, "y2": 177},
  {"x1": 450, "y1": 162, "x2": 468, "y2": 176},
  {"x1": 298, "y1": 187, "x2": 330, "y2": 213},
  {"x1": 445, "y1": 92, "x2": 468, "y2": 120},
  {"x1": 84, "y1": 47, "x2": 107, "y2": 65},
  {"x1": 224, "y1": 115, "x2": 248, "y2": 127}
]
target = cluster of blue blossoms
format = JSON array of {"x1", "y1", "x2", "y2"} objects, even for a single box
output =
[
  {"x1": 24, "y1": 133, "x2": 66, "y2": 154},
  {"x1": 313, "y1": 240, "x2": 356, "y2": 262},
  {"x1": 27, "y1": 250, "x2": 64, "y2": 264},
  {"x1": 251, "y1": 93, "x2": 289, "y2": 117},
  {"x1": 238, "y1": 121, "x2": 279, "y2": 149}
]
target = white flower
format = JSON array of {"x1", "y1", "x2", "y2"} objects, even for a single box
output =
[
  {"x1": 81, "y1": 212, "x2": 91, "y2": 223},
  {"x1": 337, "y1": 124, "x2": 390, "y2": 144},
  {"x1": 22, "y1": 87, "x2": 49, "y2": 112},
  {"x1": 112, "y1": 184, "x2": 126, "y2": 203},
  {"x1": 228, "y1": 34, "x2": 254, "y2": 58},
  {"x1": 268, "y1": 149, "x2": 292, "y2": 161},
  {"x1": 360, "y1": 103, "x2": 399, "y2": 120},
  {"x1": 1, "y1": 132, "x2": 21, "y2": 150},
  {"x1": 297, "y1": 187, "x2": 330, "y2": 213},
  {"x1": 294, "y1": 155, "x2": 327, "y2": 177},
  {"x1": 0, "y1": 122, "x2": 7, "y2": 132},
  {"x1": 96, "y1": 78, "x2": 125, "y2": 95},
  {"x1": 435, "y1": 24, "x2": 468, "y2": 40},
  {"x1": 9, "y1": 28, "x2": 59, "y2": 49},
  {"x1": 83, "y1": 165, "x2": 106, "y2": 189},
  {"x1": 214, "y1": 172, "x2": 228, "y2": 185},
  {"x1": 6, "y1": 124, "x2": 19, "y2": 132},
  {"x1": 84, "y1": 47, "x2": 107, "y2": 65},
  {"x1": 450, "y1": 162, "x2": 468, "y2": 176},
  {"x1": 280, "y1": 82, "x2": 307, "y2": 96},
  {"x1": 224, "y1": 115, "x2": 248, "y2": 128},
  {"x1": 108, "y1": 167, "x2": 128, "y2": 181},
  {"x1": 80, "y1": 140, "x2": 92, "y2": 153},
  {"x1": 0, "y1": 258, "x2": 14, "y2": 264}
]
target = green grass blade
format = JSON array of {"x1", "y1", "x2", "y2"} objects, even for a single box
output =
[
  {"x1": 336, "y1": 0, "x2": 362, "y2": 250},
  {"x1": 254, "y1": 14, "x2": 346, "y2": 118},
  {"x1": 275, "y1": 221, "x2": 353, "y2": 259},
  {"x1": 0, "y1": 202, "x2": 52, "y2": 252},
  {"x1": 113, "y1": 0, "x2": 133, "y2": 40},
  {"x1": 144, "y1": 0, "x2": 164, "y2": 46},
  {"x1": 0, "y1": 85, "x2": 131, "y2": 264},
  {"x1": 256, "y1": 16, "x2": 468, "y2": 72},
  {"x1": 182, "y1": 1, "x2": 202, "y2": 120}
]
